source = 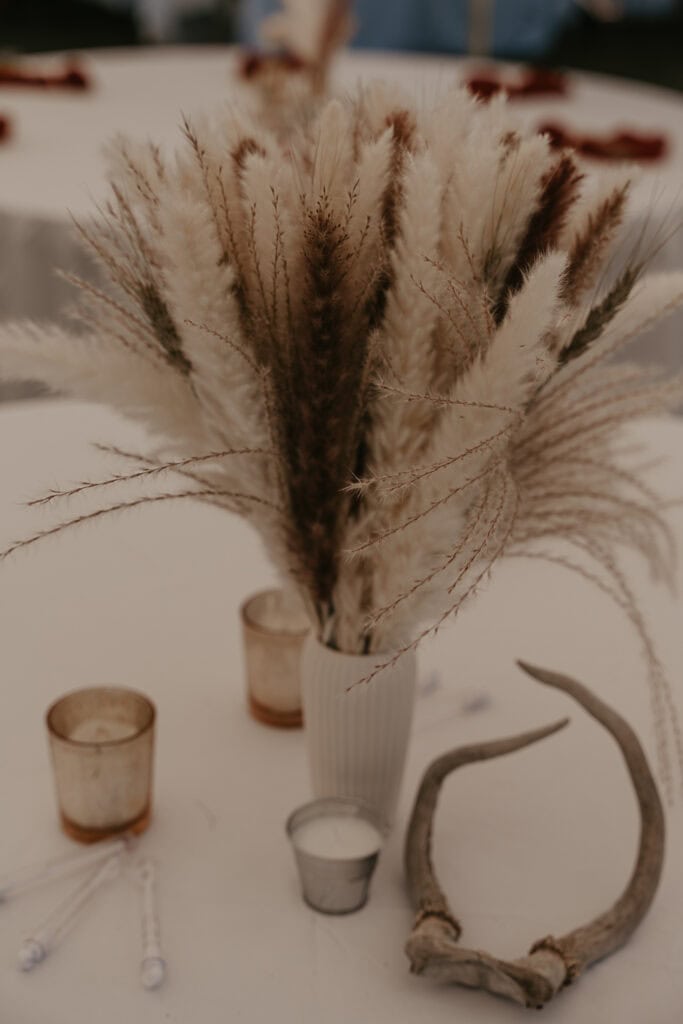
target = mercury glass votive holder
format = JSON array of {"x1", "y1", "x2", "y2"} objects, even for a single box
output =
[
  {"x1": 46, "y1": 687, "x2": 156, "y2": 843},
  {"x1": 286, "y1": 798, "x2": 385, "y2": 914},
  {"x1": 241, "y1": 588, "x2": 310, "y2": 728}
]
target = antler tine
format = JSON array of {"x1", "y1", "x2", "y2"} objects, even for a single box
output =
[
  {"x1": 404, "y1": 662, "x2": 666, "y2": 1008},
  {"x1": 515, "y1": 661, "x2": 665, "y2": 972},
  {"x1": 405, "y1": 719, "x2": 570, "y2": 940}
]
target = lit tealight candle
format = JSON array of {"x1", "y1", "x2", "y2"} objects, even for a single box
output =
[{"x1": 286, "y1": 799, "x2": 385, "y2": 914}]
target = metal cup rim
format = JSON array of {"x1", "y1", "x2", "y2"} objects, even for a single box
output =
[{"x1": 286, "y1": 797, "x2": 387, "y2": 859}]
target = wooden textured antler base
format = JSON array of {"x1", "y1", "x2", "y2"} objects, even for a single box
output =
[{"x1": 404, "y1": 661, "x2": 665, "y2": 1008}]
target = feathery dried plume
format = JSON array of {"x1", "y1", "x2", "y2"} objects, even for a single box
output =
[
  {"x1": 560, "y1": 179, "x2": 631, "y2": 305},
  {"x1": 1, "y1": 84, "x2": 682, "y2": 778}
]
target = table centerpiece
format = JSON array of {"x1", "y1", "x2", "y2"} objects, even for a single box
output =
[{"x1": 1, "y1": 80, "x2": 682, "y2": 825}]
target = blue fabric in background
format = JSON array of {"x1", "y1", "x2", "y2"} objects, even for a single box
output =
[
  {"x1": 238, "y1": 0, "x2": 572, "y2": 55},
  {"x1": 238, "y1": 0, "x2": 675, "y2": 57}
]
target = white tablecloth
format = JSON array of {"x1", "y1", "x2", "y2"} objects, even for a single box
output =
[
  {"x1": 0, "y1": 47, "x2": 682, "y2": 371},
  {"x1": 0, "y1": 399, "x2": 682, "y2": 1023}
]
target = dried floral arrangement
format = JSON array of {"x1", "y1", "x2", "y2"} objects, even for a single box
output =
[{"x1": 1, "y1": 83, "x2": 682, "y2": 779}]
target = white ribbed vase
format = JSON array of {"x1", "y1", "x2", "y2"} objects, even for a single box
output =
[{"x1": 301, "y1": 636, "x2": 417, "y2": 829}]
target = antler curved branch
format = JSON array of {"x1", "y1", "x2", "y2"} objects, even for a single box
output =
[{"x1": 404, "y1": 661, "x2": 665, "y2": 1008}]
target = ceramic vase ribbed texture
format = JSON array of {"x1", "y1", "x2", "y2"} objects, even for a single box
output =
[{"x1": 301, "y1": 636, "x2": 417, "y2": 829}]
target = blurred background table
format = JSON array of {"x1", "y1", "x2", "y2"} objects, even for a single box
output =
[
  {"x1": 0, "y1": 398, "x2": 682, "y2": 1023},
  {"x1": 0, "y1": 47, "x2": 682, "y2": 373}
]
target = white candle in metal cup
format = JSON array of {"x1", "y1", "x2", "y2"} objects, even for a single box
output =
[{"x1": 286, "y1": 799, "x2": 385, "y2": 914}]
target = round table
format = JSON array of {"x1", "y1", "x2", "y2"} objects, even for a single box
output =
[
  {"x1": 0, "y1": 399, "x2": 682, "y2": 1023},
  {"x1": 0, "y1": 47, "x2": 682, "y2": 372}
]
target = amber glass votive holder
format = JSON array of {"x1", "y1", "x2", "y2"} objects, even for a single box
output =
[
  {"x1": 46, "y1": 687, "x2": 156, "y2": 843},
  {"x1": 241, "y1": 588, "x2": 310, "y2": 728}
]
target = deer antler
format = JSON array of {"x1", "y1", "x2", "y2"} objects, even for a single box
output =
[{"x1": 404, "y1": 661, "x2": 665, "y2": 1008}]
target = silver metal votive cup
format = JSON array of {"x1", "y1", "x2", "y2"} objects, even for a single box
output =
[{"x1": 286, "y1": 798, "x2": 384, "y2": 914}]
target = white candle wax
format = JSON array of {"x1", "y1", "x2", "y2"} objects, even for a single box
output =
[
  {"x1": 293, "y1": 814, "x2": 382, "y2": 860},
  {"x1": 69, "y1": 717, "x2": 138, "y2": 743}
]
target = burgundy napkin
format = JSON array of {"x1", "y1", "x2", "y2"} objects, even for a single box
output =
[
  {"x1": 240, "y1": 50, "x2": 307, "y2": 79},
  {"x1": 540, "y1": 121, "x2": 668, "y2": 162},
  {"x1": 0, "y1": 62, "x2": 90, "y2": 90},
  {"x1": 466, "y1": 67, "x2": 568, "y2": 101}
]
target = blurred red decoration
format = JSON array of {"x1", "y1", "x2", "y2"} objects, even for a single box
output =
[
  {"x1": 0, "y1": 114, "x2": 11, "y2": 141},
  {"x1": 0, "y1": 61, "x2": 91, "y2": 90},
  {"x1": 540, "y1": 121, "x2": 668, "y2": 162},
  {"x1": 239, "y1": 50, "x2": 307, "y2": 80},
  {"x1": 466, "y1": 67, "x2": 568, "y2": 101}
]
